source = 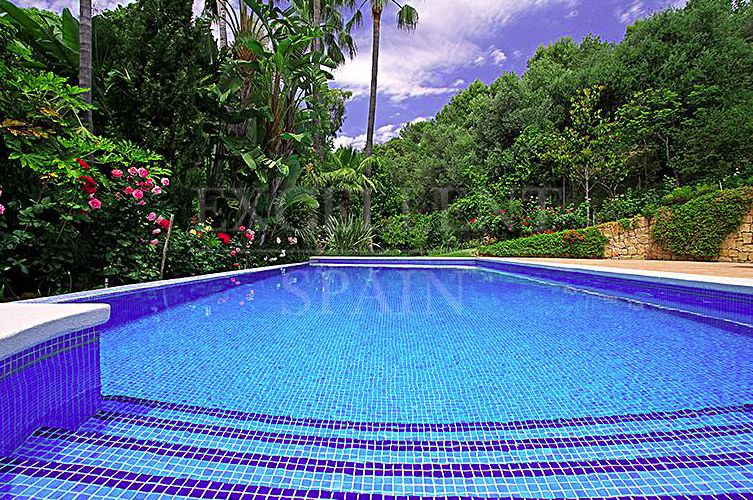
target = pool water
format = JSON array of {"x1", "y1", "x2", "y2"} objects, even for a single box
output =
[{"x1": 3, "y1": 263, "x2": 753, "y2": 498}]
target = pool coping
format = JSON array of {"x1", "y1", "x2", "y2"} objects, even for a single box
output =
[
  {"x1": 310, "y1": 256, "x2": 753, "y2": 294},
  {"x1": 23, "y1": 261, "x2": 309, "y2": 304},
  {"x1": 0, "y1": 303, "x2": 110, "y2": 360}
]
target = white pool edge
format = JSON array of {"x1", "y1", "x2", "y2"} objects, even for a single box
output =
[
  {"x1": 311, "y1": 255, "x2": 753, "y2": 294},
  {"x1": 0, "y1": 303, "x2": 111, "y2": 360},
  {"x1": 24, "y1": 261, "x2": 309, "y2": 304},
  {"x1": 486, "y1": 257, "x2": 753, "y2": 294}
]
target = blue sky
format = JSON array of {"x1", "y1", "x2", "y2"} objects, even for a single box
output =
[{"x1": 19, "y1": 0, "x2": 687, "y2": 147}]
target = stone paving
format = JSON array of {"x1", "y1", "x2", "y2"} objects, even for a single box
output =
[{"x1": 512, "y1": 258, "x2": 753, "y2": 280}]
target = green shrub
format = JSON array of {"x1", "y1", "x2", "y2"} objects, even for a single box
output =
[
  {"x1": 652, "y1": 187, "x2": 753, "y2": 259},
  {"x1": 660, "y1": 184, "x2": 718, "y2": 206},
  {"x1": 324, "y1": 215, "x2": 374, "y2": 253},
  {"x1": 379, "y1": 212, "x2": 456, "y2": 252},
  {"x1": 479, "y1": 227, "x2": 608, "y2": 258}
]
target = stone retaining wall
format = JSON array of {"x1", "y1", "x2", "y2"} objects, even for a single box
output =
[{"x1": 597, "y1": 207, "x2": 753, "y2": 263}]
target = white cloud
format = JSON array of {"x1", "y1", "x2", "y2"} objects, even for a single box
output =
[
  {"x1": 334, "y1": 0, "x2": 576, "y2": 102},
  {"x1": 24, "y1": 0, "x2": 204, "y2": 17},
  {"x1": 334, "y1": 117, "x2": 429, "y2": 149},
  {"x1": 616, "y1": 1, "x2": 647, "y2": 24},
  {"x1": 489, "y1": 48, "x2": 508, "y2": 66}
]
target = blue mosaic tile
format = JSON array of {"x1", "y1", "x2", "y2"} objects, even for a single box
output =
[
  {"x1": 0, "y1": 328, "x2": 100, "y2": 455},
  {"x1": 2, "y1": 261, "x2": 753, "y2": 498}
]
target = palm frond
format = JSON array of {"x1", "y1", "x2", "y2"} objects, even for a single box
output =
[{"x1": 396, "y1": 4, "x2": 418, "y2": 31}]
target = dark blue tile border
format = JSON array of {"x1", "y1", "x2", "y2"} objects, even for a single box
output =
[
  {"x1": 66, "y1": 412, "x2": 753, "y2": 455},
  {"x1": 27, "y1": 425, "x2": 753, "y2": 479},
  {"x1": 1, "y1": 455, "x2": 751, "y2": 499},
  {"x1": 103, "y1": 394, "x2": 753, "y2": 433}
]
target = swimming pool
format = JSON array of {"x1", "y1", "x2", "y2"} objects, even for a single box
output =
[{"x1": 2, "y1": 258, "x2": 753, "y2": 498}]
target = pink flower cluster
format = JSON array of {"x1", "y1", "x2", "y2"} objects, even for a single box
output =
[
  {"x1": 0, "y1": 185, "x2": 5, "y2": 216},
  {"x1": 116, "y1": 166, "x2": 169, "y2": 205}
]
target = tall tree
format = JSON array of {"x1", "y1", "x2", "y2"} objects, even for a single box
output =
[
  {"x1": 79, "y1": 0, "x2": 93, "y2": 130},
  {"x1": 361, "y1": 0, "x2": 417, "y2": 228}
]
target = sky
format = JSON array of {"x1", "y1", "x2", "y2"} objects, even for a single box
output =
[{"x1": 18, "y1": 0, "x2": 688, "y2": 149}]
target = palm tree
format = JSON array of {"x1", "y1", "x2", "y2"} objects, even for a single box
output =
[
  {"x1": 203, "y1": 0, "x2": 229, "y2": 48},
  {"x1": 290, "y1": 0, "x2": 358, "y2": 65},
  {"x1": 361, "y1": 0, "x2": 417, "y2": 228},
  {"x1": 78, "y1": 0, "x2": 93, "y2": 130},
  {"x1": 310, "y1": 147, "x2": 377, "y2": 218}
]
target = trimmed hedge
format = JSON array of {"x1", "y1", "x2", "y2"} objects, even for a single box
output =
[
  {"x1": 480, "y1": 228, "x2": 608, "y2": 258},
  {"x1": 652, "y1": 187, "x2": 753, "y2": 260}
]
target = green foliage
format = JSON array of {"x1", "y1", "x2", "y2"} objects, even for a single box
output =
[
  {"x1": 372, "y1": 0, "x2": 753, "y2": 245},
  {"x1": 323, "y1": 215, "x2": 374, "y2": 253},
  {"x1": 379, "y1": 212, "x2": 457, "y2": 253},
  {"x1": 94, "y1": 0, "x2": 217, "y2": 220},
  {"x1": 0, "y1": 0, "x2": 79, "y2": 78},
  {"x1": 0, "y1": 18, "x2": 171, "y2": 297},
  {"x1": 660, "y1": 183, "x2": 719, "y2": 206},
  {"x1": 480, "y1": 228, "x2": 608, "y2": 259},
  {"x1": 652, "y1": 187, "x2": 753, "y2": 259}
]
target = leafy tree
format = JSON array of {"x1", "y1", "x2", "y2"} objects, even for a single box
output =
[
  {"x1": 616, "y1": 88, "x2": 683, "y2": 182},
  {"x1": 554, "y1": 86, "x2": 624, "y2": 223}
]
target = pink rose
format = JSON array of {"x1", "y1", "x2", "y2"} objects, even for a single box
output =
[
  {"x1": 128, "y1": 166, "x2": 137, "y2": 176},
  {"x1": 137, "y1": 168, "x2": 149, "y2": 178},
  {"x1": 151, "y1": 186, "x2": 162, "y2": 195},
  {"x1": 125, "y1": 186, "x2": 134, "y2": 195},
  {"x1": 161, "y1": 178, "x2": 170, "y2": 187},
  {"x1": 239, "y1": 226, "x2": 246, "y2": 232},
  {"x1": 88, "y1": 198, "x2": 102, "y2": 209},
  {"x1": 138, "y1": 200, "x2": 146, "y2": 206},
  {"x1": 111, "y1": 169, "x2": 123, "y2": 178},
  {"x1": 132, "y1": 189, "x2": 144, "y2": 200},
  {"x1": 230, "y1": 250, "x2": 236, "y2": 256},
  {"x1": 0, "y1": 203, "x2": 5, "y2": 215},
  {"x1": 149, "y1": 239, "x2": 159, "y2": 246},
  {"x1": 147, "y1": 212, "x2": 157, "y2": 221},
  {"x1": 152, "y1": 228, "x2": 161, "y2": 235}
]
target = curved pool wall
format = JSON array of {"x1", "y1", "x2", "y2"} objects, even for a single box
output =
[
  {"x1": 0, "y1": 305, "x2": 109, "y2": 455},
  {"x1": 2, "y1": 257, "x2": 752, "y2": 485}
]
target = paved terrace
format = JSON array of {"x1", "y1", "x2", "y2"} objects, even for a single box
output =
[{"x1": 511, "y1": 258, "x2": 753, "y2": 280}]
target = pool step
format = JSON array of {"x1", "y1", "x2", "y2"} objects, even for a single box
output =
[
  {"x1": 81, "y1": 406, "x2": 753, "y2": 464},
  {"x1": 7, "y1": 424, "x2": 753, "y2": 498},
  {"x1": 99, "y1": 394, "x2": 753, "y2": 438},
  {"x1": 5, "y1": 396, "x2": 753, "y2": 498}
]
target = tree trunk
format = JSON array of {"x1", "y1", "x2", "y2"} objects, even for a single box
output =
[
  {"x1": 79, "y1": 0, "x2": 93, "y2": 131},
  {"x1": 311, "y1": 0, "x2": 324, "y2": 159},
  {"x1": 584, "y1": 173, "x2": 591, "y2": 225},
  {"x1": 218, "y1": 0, "x2": 228, "y2": 49},
  {"x1": 312, "y1": 0, "x2": 321, "y2": 51},
  {"x1": 363, "y1": 6, "x2": 382, "y2": 229},
  {"x1": 341, "y1": 189, "x2": 350, "y2": 218}
]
